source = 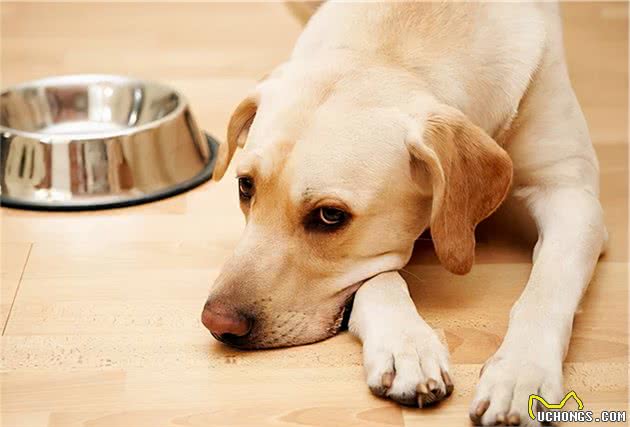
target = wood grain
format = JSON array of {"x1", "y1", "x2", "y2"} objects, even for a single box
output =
[
  {"x1": 0, "y1": 2, "x2": 627, "y2": 427},
  {"x1": 0, "y1": 242, "x2": 31, "y2": 332}
]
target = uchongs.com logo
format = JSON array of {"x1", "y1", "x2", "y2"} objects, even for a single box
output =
[{"x1": 528, "y1": 391, "x2": 627, "y2": 424}]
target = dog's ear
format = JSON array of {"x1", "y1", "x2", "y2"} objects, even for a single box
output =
[
  {"x1": 213, "y1": 96, "x2": 258, "y2": 180},
  {"x1": 214, "y1": 65, "x2": 288, "y2": 180},
  {"x1": 406, "y1": 105, "x2": 513, "y2": 274}
]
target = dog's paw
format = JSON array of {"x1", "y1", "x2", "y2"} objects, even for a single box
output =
[
  {"x1": 362, "y1": 323, "x2": 453, "y2": 407},
  {"x1": 470, "y1": 354, "x2": 564, "y2": 426}
]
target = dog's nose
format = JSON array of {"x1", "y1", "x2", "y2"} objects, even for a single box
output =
[{"x1": 201, "y1": 301, "x2": 252, "y2": 341}]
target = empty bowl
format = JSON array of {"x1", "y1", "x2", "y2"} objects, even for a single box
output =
[{"x1": 0, "y1": 74, "x2": 217, "y2": 210}]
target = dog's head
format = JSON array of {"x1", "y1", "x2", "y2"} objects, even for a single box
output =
[{"x1": 202, "y1": 64, "x2": 512, "y2": 349}]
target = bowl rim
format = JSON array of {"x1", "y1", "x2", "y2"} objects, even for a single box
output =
[{"x1": 0, "y1": 73, "x2": 189, "y2": 141}]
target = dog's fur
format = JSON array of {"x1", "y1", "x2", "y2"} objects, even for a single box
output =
[{"x1": 204, "y1": 3, "x2": 607, "y2": 425}]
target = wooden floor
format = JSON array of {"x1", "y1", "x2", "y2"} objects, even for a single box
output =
[{"x1": 1, "y1": 2, "x2": 627, "y2": 427}]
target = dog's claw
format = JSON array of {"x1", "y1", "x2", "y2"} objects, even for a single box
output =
[
  {"x1": 416, "y1": 383, "x2": 434, "y2": 408},
  {"x1": 442, "y1": 370, "x2": 454, "y2": 397},
  {"x1": 507, "y1": 413, "x2": 520, "y2": 425},
  {"x1": 495, "y1": 413, "x2": 506, "y2": 425},
  {"x1": 417, "y1": 382, "x2": 429, "y2": 395},
  {"x1": 415, "y1": 376, "x2": 450, "y2": 408},
  {"x1": 381, "y1": 372, "x2": 394, "y2": 388},
  {"x1": 371, "y1": 369, "x2": 453, "y2": 408},
  {"x1": 471, "y1": 399, "x2": 490, "y2": 424},
  {"x1": 369, "y1": 371, "x2": 395, "y2": 397},
  {"x1": 417, "y1": 392, "x2": 435, "y2": 408}
]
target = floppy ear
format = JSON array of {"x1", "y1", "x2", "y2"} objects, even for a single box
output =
[
  {"x1": 213, "y1": 96, "x2": 258, "y2": 180},
  {"x1": 406, "y1": 105, "x2": 513, "y2": 275}
]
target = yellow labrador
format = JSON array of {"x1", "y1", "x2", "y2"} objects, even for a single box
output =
[{"x1": 202, "y1": 3, "x2": 606, "y2": 426}]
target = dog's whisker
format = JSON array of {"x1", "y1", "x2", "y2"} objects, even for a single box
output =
[{"x1": 399, "y1": 268, "x2": 424, "y2": 284}]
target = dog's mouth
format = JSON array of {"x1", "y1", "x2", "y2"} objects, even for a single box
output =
[
  {"x1": 331, "y1": 281, "x2": 363, "y2": 334},
  {"x1": 210, "y1": 281, "x2": 365, "y2": 350},
  {"x1": 336, "y1": 292, "x2": 356, "y2": 331}
]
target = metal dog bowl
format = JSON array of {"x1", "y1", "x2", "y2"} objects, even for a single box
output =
[{"x1": 0, "y1": 74, "x2": 217, "y2": 210}]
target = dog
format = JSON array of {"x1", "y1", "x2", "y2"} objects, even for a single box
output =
[{"x1": 201, "y1": 2, "x2": 607, "y2": 425}]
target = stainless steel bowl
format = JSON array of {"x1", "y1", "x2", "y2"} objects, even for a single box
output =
[{"x1": 0, "y1": 74, "x2": 217, "y2": 210}]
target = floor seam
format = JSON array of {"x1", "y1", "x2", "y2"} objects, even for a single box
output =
[{"x1": 2, "y1": 243, "x2": 33, "y2": 336}]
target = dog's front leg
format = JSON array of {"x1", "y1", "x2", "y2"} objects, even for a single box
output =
[
  {"x1": 349, "y1": 271, "x2": 453, "y2": 407},
  {"x1": 470, "y1": 186, "x2": 607, "y2": 426}
]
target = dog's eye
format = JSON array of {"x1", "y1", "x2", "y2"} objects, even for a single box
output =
[
  {"x1": 304, "y1": 206, "x2": 350, "y2": 232},
  {"x1": 238, "y1": 176, "x2": 254, "y2": 200},
  {"x1": 319, "y1": 207, "x2": 347, "y2": 225}
]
